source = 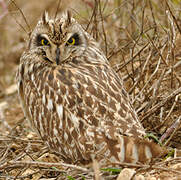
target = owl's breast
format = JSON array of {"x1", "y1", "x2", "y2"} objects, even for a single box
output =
[{"x1": 17, "y1": 62, "x2": 94, "y2": 163}]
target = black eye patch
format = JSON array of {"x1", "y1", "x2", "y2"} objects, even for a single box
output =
[
  {"x1": 36, "y1": 34, "x2": 50, "y2": 46},
  {"x1": 66, "y1": 33, "x2": 80, "y2": 46}
]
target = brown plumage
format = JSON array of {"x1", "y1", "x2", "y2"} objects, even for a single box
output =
[{"x1": 17, "y1": 11, "x2": 167, "y2": 166}]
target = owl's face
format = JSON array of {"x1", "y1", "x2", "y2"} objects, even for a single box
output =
[{"x1": 28, "y1": 11, "x2": 88, "y2": 65}]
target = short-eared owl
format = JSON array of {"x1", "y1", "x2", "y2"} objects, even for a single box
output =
[{"x1": 17, "y1": 11, "x2": 166, "y2": 165}]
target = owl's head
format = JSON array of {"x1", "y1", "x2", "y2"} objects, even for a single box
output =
[{"x1": 28, "y1": 11, "x2": 91, "y2": 65}]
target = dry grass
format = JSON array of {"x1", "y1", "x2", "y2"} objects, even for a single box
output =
[{"x1": 1, "y1": 0, "x2": 181, "y2": 179}]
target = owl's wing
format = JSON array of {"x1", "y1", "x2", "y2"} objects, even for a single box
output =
[
  {"x1": 50, "y1": 64, "x2": 167, "y2": 164},
  {"x1": 52, "y1": 62, "x2": 145, "y2": 139}
]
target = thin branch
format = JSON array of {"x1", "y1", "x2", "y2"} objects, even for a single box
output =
[
  {"x1": 98, "y1": 0, "x2": 108, "y2": 57},
  {"x1": 115, "y1": 42, "x2": 150, "y2": 73},
  {"x1": 165, "y1": 1, "x2": 181, "y2": 34},
  {"x1": 54, "y1": 0, "x2": 62, "y2": 20},
  {"x1": 161, "y1": 115, "x2": 181, "y2": 145},
  {"x1": 141, "y1": 87, "x2": 181, "y2": 122},
  {"x1": 0, "y1": 160, "x2": 89, "y2": 172},
  {"x1": 10, "y1": 0, "x2": 31, "y2": 35}
]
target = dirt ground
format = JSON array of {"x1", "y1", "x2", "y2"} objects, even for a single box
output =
[{"x1": 1, "y1": 0, "x2": 181, "y2": 179}]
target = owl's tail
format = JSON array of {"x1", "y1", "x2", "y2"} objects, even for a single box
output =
[{"x1": 117, "y1": 135, "x2": 168, "y2": 164}]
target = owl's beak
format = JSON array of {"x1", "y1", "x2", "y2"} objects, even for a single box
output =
[{"x1": 55, "y1": 48, "x2": 60, "y2": 65}]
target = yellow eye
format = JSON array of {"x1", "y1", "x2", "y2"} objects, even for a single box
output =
[
  {"x1": 66, "y1": 37, "x2": 75, "y2": 45},
  {"x1": 41, "y1": 38, "x2": 50, "y2": 46}
]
